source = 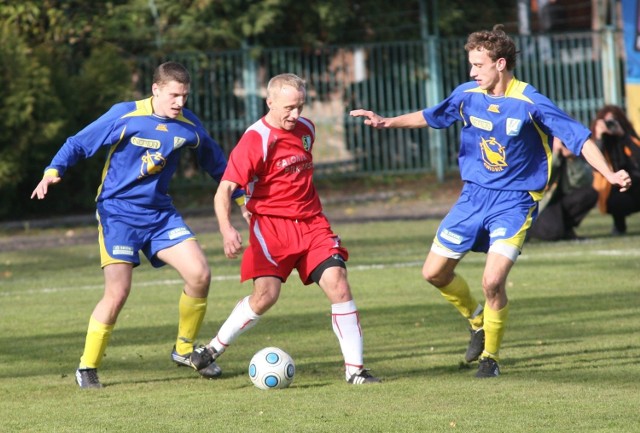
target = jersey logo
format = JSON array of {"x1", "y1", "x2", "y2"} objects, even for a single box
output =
[
  {"x1": 139, "y1": 150, "x2": 167, "y2": 178},
  {"x1": 470, "y1": 116, "x2": 493, "y2": 131},
  {"x1": 131, "y1": 137, "x2": 161, "y2": 149},
  {"x1": 174, "y1": 136, "x2": 187, "y2": 149},
  {"x1": 479, "y1": 136, "x2": 507, "y2": 172},
  {"x1": 487, "y1": 104, "x2": 500, "y2": 113},
  {"x1": 506, "y1": 118, "x2": 522, "y2": 136},
  {"x1": 302, "y1": 135, "x2": 312, "y2": 151},
  {"x1": 156, "y1": 124, "x2": 168, "y2": 132}
]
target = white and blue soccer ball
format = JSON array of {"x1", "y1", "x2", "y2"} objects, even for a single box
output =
[{"x1": 248, "y1": 347, "x2": 295, "y2": 390}]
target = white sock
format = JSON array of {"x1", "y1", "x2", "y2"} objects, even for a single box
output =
[
  {"x1": 331, "y1": 300, "x2": 364, "y2": 380},
  {"x1": 210, "y1": 296, "x2": 261, "y2": 354}
]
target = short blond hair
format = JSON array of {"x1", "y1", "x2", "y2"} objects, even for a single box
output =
[{"x1": 266, "y1": 73, "x2": 306, "y2": 99}]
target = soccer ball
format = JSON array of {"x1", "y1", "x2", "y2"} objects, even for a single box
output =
[{"x1": 248, "y1": 347, "x2": 295, "y2": 390}]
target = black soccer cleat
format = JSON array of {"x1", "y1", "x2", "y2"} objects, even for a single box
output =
[
  {"x1": 190, "y1": 345, "x2": 218, "y2": 369},
  {"x1": 190, "y1": 345, "x2": 222, "y2": 379},
  {"x1": 475, "y1": 357, "x2": 500, "y2": 378},
  {"x1": 465, "y1": 327, "x2": 485, "y2": 363},
  {"x1": 75, "y1": 368, "x2": 103, "y2": 389},
  {"x1": 347, "y1": 368, "x2": 381, "y2": 385}
]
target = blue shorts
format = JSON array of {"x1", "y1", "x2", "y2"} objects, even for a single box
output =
[
  {"x1": 97, "y1": 199, "x2": 196, "y2": 268},
  {"x1": 432, "y1": 182, "x2": 538, "y2": 259}
]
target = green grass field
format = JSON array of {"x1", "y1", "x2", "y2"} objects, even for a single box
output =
[{"x1": 1, "y1": 210, "x2": 639, "y2": 432}]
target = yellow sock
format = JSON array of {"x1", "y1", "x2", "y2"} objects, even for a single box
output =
[
  {"x1": 176, "y1": 292, "x2": 207, "y2": 355},
  {"x1": 439, "y1": 274, "x2": 484, "y2": 329},
  {"x1": 482, "y1": 302, "x2": 509, "y2": 361},
  {"x1": 79, "y1": 316, "x2": 114, "y2": 369}
]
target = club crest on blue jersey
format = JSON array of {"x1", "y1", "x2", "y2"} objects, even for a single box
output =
[
  {"x1": 505, "y1": 118, "x2": 522, "y2": 136},
  {"x1": 302, "y1": 135, "x2": 311, "y2": 151},
  {"x1": 479, "y1": 137, "x2": 507, "y2": 172},
  {"x1": 139, "y1": 150, "x2": 167, "y2": 178}
]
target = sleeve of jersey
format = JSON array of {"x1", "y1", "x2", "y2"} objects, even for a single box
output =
[
  {"x1": 422, "y1": 84, "x2": 468, "y2": 129},
  {"x1": 223, "y1": 131, "x2": 263, "y2": 188},
  {"x1": 45, "y1": 103, "x2": 129, "y2": 177},
  {"x1": 528, "y1": 91, "x2": 591, "y2": 156},
  {"x1": 194, "y1": 132, "x2": 246, "y2": 203}
]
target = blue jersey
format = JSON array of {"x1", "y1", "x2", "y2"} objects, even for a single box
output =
[
  {"x1": 46, "y1": 97, "x2": 240, "y2": 208},
  {"x1": 423, "y1": 78, "x2": 591, "y2": 199}
]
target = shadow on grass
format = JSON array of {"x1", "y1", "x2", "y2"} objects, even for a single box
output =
[{"x1": 2, "y1": 290, "x2": 638, "y2": 387}]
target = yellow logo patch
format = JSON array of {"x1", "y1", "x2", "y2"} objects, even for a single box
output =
[{"x1": 131, "y1": 137, "x2": 161, "y2": 149}]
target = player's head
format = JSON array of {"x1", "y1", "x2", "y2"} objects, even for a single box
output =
[
  {"x1": 265, "y1": 73, "x2": 306, "y2": 131},
  {"x1": 465, "y1": 24, "x2": 517, "y2": 71},
  {"x1": 151, "y1": 61, "x2": 191, "y2": 119},
  {"x1": 465, "y1": 24, "x2": 517, "y2": 93}
]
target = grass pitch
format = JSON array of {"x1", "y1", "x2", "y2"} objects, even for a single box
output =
[{"x1": 1, "y1": 210, "x2": 639, "y2": 432}]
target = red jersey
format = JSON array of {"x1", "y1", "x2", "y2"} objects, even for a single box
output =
[{"x1": 223, "y1": 116, "x2": 322, "y2": 219}]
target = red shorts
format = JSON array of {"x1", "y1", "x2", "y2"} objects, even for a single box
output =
[{"x1": 241, "y1": 213, "x2": 349, "y2": 285}]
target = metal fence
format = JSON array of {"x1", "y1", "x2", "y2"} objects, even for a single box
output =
[{"x1": 137, "y1": 30, "x2": 624, "y2": 182}]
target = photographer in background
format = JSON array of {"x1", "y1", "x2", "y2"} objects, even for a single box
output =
[
  {"x1": 592, "y1": 105, "x2": 640, "y2": 235},
  {"x1": 528, "y1": 138, "x2": 598, "y2": 241}
]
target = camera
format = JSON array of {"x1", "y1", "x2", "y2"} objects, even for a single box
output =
[{"x1": 605, "y1": 119, "x2": 618, "y2": 129}]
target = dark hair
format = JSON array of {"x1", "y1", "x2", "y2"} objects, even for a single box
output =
[
  {"x1": 464, "y1": 24, "x2": 518, "y2": 71},
  {"x1": 153, "y1": 61, "x2": 191, "y2": 86},
  {"x1": 592, "y1": 105, "x2": 639, "y2": 140}
]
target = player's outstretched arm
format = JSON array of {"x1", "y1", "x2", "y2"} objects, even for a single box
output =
[
  {"x1": 349, "y1": 109, "x2": 428, "y2": 129},
  {"x1": 214, "y1": 179, "x2": 245, "y2": 259},
  {"x1": 581, "y1": 139, "x2": 632, "y2": 191},
  {"x1": 30, "y1": 172, "x2": 61, "y2": 200}
]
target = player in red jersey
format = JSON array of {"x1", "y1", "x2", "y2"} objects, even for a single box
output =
[{"x1": 191, "y1": 73, "x2": 379, "y2": 384}]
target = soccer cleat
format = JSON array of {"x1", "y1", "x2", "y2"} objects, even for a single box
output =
[
  {"x1": 197, "y1": 360, "x2": 222, "y2": 379},
  {"x1": 475, "y1": 357, "x2": 500, "y2": 378},
  {"x1": 190, "y1": 345, "x2": 222, "y2": 379},
  {"x1": 465, "y1": 327, "x2": 485, "y2": 363},
  {"x1": 190, "y1": 345, "x2": 218, "y2": 369},
  {"x1": 347, "y1": 368, "x2": 381, "y2": 385},
  {"x1": 75, "y1": 368, "x2": 103, "y2": 389}
]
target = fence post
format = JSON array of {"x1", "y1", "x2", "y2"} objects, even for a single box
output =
[
  {"x1": 243, "y1": 42, "x2": 260, "y2": 125},
  {"x1": 425, "y1": 36, "x2": 445, "y2": 182},
  {"x1": 421, "y1": 1, "x2": 446, "y2": 181},
  {"x1": 601, "y1": 28, "x2": 623, "y2": 106}
]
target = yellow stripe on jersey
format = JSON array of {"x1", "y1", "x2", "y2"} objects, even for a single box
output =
[{"x1": 95, "y1": 127, "x2": 127, "y2": 201}]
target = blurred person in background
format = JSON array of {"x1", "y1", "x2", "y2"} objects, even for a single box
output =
[
  {"x1": 591, "y1": 105, "x2": 640, "y2": 235},
  {"x1": 528, "y1": 137, "x2": 598, "y2": 241}
]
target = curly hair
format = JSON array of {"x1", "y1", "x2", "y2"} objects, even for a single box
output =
[{"x1": 464, "y1": 24, "x2": 518, "y2": 71}]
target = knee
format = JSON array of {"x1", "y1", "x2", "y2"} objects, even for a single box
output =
[
  {"x1": 422, "y1": 267, "x2": 452, "y2": 288},
  {"x1": 251, "y1": 291, "x2": 279, "y2": 313},
  {"x1": 481, "y1": 275, "x2": 502, "y2": 300},
  {"x1": 186, "y1": 265, "x2": 211, "y2": 297}
]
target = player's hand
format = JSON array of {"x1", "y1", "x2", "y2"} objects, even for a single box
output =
[
  {"x1": 611, "y1": 169, "x2": 632, "y2": 192},
  {"x1": 221, "y1": 226, "x2": 244, "y2": 259},
  {"x1": 30, "y1": 175, "x2": 61, "y2": 200},
  {"x1": 349, "y1": 109, "x2": 387, "y2": 128}
]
